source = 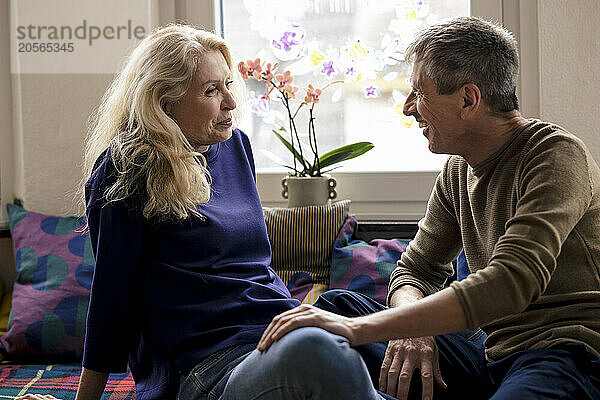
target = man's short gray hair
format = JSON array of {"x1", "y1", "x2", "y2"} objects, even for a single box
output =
[{"x1": 405, "y1": 17, "x2": 519, "y2": 114}]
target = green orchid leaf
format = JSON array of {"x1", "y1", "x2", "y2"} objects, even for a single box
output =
[
  {"x1": 273, "y1": 130, "x2": 310, "y2": 169},
  {"x1": 278, "y1": 126, "x2": 315, "y2": 164},
  {"x1": 282, "y1": 165, "x2": 298, "y2": 172},
  {"x1": 320, "y1": 165, "x2": 343, "y2": 174},
  {"x1": 260, "y1": 149, "x2": 297, "y2": 171},
  {"x1": 318, "y1": 142, "x2": 374, "y2": 169},
  {"x1": 316, "y1": 150, "x2": 353, "y2": 171}
]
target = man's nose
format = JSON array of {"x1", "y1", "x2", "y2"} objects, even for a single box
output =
[{"x1": 403, "y1": 90, "x2": 416, "y2": 116}]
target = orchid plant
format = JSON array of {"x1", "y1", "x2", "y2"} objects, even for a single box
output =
[{"x1": 238, "y1": 58, "x2": 374, "y2": 177}]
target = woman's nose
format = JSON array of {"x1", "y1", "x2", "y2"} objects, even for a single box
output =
[{"x1": 223, "y1": 89, "x2": 236, "y2": 111}]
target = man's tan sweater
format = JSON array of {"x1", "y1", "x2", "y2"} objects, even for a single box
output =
[{"x1": 388, "y1": 119, "x2": 600, "y2": 362}]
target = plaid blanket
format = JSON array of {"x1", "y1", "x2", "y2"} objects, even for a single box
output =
[{"x1": 0, "y1": 364, "x2": 135, "y2": 399}]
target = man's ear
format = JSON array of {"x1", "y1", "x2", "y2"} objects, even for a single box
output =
[{"x1": 461, "y1": 83, "x2": 481, "y2": 119}]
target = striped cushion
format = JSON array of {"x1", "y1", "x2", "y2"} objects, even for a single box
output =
[
  {"x1": 301, "y1": 283, "x2": 329, "y2": 304},
  {"x1": 276, "y1": 272, "x2": 330, "y2": 304},
  {"x1": 264, "y1": 200, "x2": 351, "y2": 287}
]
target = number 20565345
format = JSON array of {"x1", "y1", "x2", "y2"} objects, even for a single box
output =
[{"x1": 18, "y1": 42, "x2": 74, "y2": 52}]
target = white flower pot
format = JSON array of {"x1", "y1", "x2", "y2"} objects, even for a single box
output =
[{"x1": 281, "y1": 174, "x2": 337, "y2": 208}]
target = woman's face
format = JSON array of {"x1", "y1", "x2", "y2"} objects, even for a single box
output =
[{"x1": 170, "y1": 50, "x2": 236, "y2": 152}]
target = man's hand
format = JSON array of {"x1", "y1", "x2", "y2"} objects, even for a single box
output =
[
  {"x1": 381, "y1": 285, "x2": 449, "y2": 400},
  {"x1": 379, "y1": 336, "x2": 446, "y2": 400},
  {"x1": 257, "y1": 304, "x2": 355, "y2": 351},
  {"x1": 16, "y1": 395, "x2": 60, "y2": 400}
]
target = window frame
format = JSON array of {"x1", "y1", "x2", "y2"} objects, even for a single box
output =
[
  {"x1": 0, "y1": 0, "x2": 537, "y2": 224},
  {"x1": 210, "y1": 0, "x2": 539, "y2": 220},
  {"x1": 0, "y1": 0, "x2": 13, "y2": 226}
]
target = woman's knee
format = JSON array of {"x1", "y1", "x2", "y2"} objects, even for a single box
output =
[
  {"x1": 276, "y1": 327, "x2": 347, "y2": 360},
  {"x1": 229, "y1": 328, "x2": 378, "y2": 399},
  {"x1": 265, "y1": 326, "x2": 363, "y2": 374}
]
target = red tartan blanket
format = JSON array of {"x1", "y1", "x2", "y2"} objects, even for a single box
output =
[{"x1": 0, "y1": 364, "x2": 135, "y2": 399}]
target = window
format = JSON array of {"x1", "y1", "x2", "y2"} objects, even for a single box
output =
[
  {"x1": 222, "y1": 0, "x2": 469, "y2": 174},
  {"x1": 218, "y1": 0, "x2": 496, "y2": 219}
]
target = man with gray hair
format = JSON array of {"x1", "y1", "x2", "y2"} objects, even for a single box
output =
[{"x1": 259, "y1": 16, "x2": 600, "y2": 399}]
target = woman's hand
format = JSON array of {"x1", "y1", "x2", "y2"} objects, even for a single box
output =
[
  {"x1": 16, "y1": 395, "x2": 60, "y2": 400},
  {"x1": 257, "y1": 304, "x2": 356, "y2": 351}
]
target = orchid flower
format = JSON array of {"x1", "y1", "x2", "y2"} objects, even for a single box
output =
[
  {"x1": 283, "y1": 83, "x2": 299, "y2": 99},
  {"x1": 263, "y1": 86, "x2": 275, "y2": 101},
  {"x1": 274, "y1": 70, "x2": 299, "y2": 98},
  {"x1": 238, "y1": 61, "x2": 250, "y2": 80},
  {"x1": 246, "y1": 58, "x2": 263, "y2": 80},
  {"x1": 261, "y1": 62, "x2": 279, "y2": 83},
  {"x1": 275, "y1": 70, "x2": 294, "y2": 88},
  {"x1": 304, "y1": 84, "x2": 322, "y2": 104},
  {"x1": 238, "y1": 57, "x2": 373, "y2": 177}
]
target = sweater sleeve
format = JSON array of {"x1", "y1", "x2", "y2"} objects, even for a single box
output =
[
  {"x1": 450, "y1": 136, "x2": 593, "y2": 329},
  {"x1": 387, "y1": 158, "x2": 463, "y2": 303},
  {"x1": 82, "y1": 153, "x2": 143, "y2": 373}
]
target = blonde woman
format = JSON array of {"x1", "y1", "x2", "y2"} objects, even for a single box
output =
[{"x1": 13, "y1": 25, "x2": 397, "y2": 400}]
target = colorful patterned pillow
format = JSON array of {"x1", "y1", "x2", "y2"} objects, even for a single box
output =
[
  {"x1": 280, "y1": 271, "x2": 328, "y2": 304},
  {"x1": 1, "y1": 204, "x2": 93, "y2": 359},
  {"x1": 263, "y1": 199, "x2": 350, "y2": 302},
  {"x1": 330, "y1": 215, "x2": 410, "y2": 305}
]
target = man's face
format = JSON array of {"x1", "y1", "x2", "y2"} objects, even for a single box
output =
[{"x1": 402, "y1": 58, "x2": 465, "y2": 155}]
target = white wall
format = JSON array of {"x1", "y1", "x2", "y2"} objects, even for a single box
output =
[
  {"x1": 0, "y1": 0, "x2": 217, "y2": 217},
  {"x1": 538, "y1": 0, "x2": 600, "y2": 158},
  {"x1": 11, "y1": 74, "x2": 114, "y2": 216}
]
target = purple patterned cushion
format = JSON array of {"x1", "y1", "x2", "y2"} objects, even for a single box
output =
[
  {"x1": 1, "y1": 204, "x2": 93, "y2": 359},
  {"x1": 330, "y1": 215, "x2": 410, "y2": 305}
]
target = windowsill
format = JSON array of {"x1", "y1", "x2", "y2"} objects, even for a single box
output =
[
  {"x1": 257, "y1": 170, "x2": 439, "y2": 220},
  {"x1": 0, "y1": 219, "x2": 419, "y2": 240}
]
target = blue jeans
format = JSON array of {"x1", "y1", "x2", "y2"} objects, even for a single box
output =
[
  {"x1": 317, "y1": 290, "x2": 600, "y2": 399},
  {"x1": 177, "y1": 327, "x2": 385, "y2": 400},
  {"x1": 178, "y1": 289, "x2": 600, "y2": 399}
]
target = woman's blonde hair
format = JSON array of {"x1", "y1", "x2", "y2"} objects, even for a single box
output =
[{"x1": 80, "y1": 24, "x2": 245, "y2": 221}]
